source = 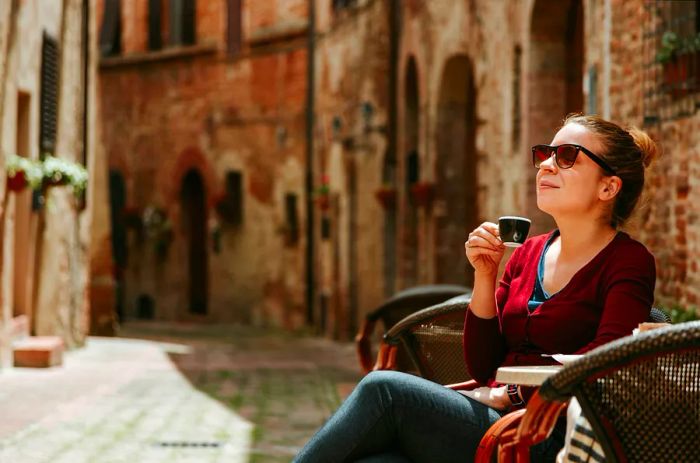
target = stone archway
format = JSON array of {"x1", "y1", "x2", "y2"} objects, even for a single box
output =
[
  {"x1": 435, "y1": 55, "x2": 477, "y2": 287},
  {"x1": 401, "y1": 57, "x2": 420, "y2": 287},
  {"x1": 181, "y1": 169, "x2": 208, "y2": 315},
  {"x1": 527, "y1": 0, "x2": 584, "y2": 232}
]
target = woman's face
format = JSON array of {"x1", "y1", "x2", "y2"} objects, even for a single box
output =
[{"x1": 536, "y1": 123, "x2": 615, "y2": 220}]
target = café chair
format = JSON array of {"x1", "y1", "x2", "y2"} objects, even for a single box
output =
[
  {"x1": 497, "y1": 320, "x2": 700, "y2": 462},
  {"x1": 355, "y1": 284, "x2": 470, "y2": 374},
  {"x1": 373, "y1": 293, "x2": 472, "y2": 385}
]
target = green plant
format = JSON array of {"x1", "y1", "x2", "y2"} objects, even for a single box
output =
[
  {"x1": 6, "y1": 154, "x2": 43, "y2": 189},
  {"x1": 42, "y1": 155, "x2": 88, "y2": 196},
  {"x1": 142, "y1": 205, "x2": 173, "y2": 260},
  {"x1": 656, "y1": 31, "x2": 680, "y2": 64},
  {"x1": 658, "y1": 304, "x2": 700, "y2": 324}
]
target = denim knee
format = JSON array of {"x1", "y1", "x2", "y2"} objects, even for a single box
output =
[{"x1": 353, "y1": 370, "x2": 407, "y2": 407}]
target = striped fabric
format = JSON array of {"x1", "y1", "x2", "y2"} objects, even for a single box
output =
[{"x1": 558, "y1": 399, "x2": 605, "y2": 463}]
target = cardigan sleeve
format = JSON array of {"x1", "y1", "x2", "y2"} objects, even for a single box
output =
[
  {"x1": 463, "y1": 252, "x2": 518, "y2": 384},
  {"x1": 573, "y1": 245, "x2": 656, "y2": 354}
]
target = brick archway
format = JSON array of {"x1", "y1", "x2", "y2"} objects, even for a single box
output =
[
  {"x1": 434, "y1": 55, "x2": 477, "y2": 287},
  {"x1": 527, "y1": 0, "x2": 584, "y2": 233},
  {"x1": 167, "y1": 147, "x2": 219, "y2": 208},
  {"x1": 401, "y1": 56, "x2": 420, "y2": 287}
]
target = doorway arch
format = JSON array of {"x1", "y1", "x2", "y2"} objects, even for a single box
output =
[
  {"x1": 181, "y1": 169, "x2": 208, "y2": 315},
  {"x1": 402, "y1": 56, "x2": 420, "y2": 286},
  {"x1": 527, "y1": 0, "x2": 584, "y2": 231},
  {"x1": 435, "y1": 55, "x2": 477, "y2": 287}
]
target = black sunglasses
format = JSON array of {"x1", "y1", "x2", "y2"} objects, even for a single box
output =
[{"x1": 532, "y1": 144, "x2": 617, "y2": 175}]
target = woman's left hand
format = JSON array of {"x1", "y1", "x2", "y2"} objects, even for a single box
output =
[{"x1": 461, "y1": 386, "x2": 511, "y2": 411}]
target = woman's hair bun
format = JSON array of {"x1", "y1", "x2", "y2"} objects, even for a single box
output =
[{"x1": 628, "y1": 126, "x2": 660, "y2": 168}]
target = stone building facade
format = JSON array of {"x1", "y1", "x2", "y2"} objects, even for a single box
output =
[
  {"x1": 0, "y1": 0, "x2": 106, "y2": 367},
  {"x1": 100, "y1": 0, "x2": 700, "y2": 340},
  {"x1": 98, "y1": 0, "x2": 309, "y2": 327}
]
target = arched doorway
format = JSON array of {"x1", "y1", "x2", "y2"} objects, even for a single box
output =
[
  {"x1": 181, "y1": 169, "x2": 208, "y2": 315},
  {"x1": 108, "y1": 170, "x2": 127, "y2": 321},
  {"x1": 435, "y1": 55, "x2": 477, "y2": 287},
  {"x1": 401, "y1": 57, "x2": 419, "y2": 287},
  {"x1": 527, "y1": 0, "x2": 584, "y2": 231}
]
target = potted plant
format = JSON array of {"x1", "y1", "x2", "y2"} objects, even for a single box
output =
[
  {"x1": 6, "y1": 154, "x2": 43, "y2": 192},
  {"x1": 42, "y1": 155, "x2": 89, "y2": 197},
  {"x1": 143, "y1": 205, "x2": 173, "y2": 260},
  {"x1": 374, "y1": 184, "x2": 397, "y2": 209},
  {"x1": 315, "y1": 174, "x2": 331, "y2": 212},
  {"x1": 656, "y1": 31, "x2": 700, "y2": 98},
  {"x1": 409, "y1": 181, "x2": 434, "y2": 207}
]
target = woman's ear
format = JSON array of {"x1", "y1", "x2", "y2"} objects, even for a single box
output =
[{"x1": 599, "y1": 176, "x2": 622, "y2": 201}]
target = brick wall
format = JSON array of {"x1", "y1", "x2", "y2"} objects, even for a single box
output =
[{"x1": 99, "y1": 0, "x2": 309, "y2": 326}]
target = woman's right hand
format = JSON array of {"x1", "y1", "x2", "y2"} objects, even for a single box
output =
[{"x1": 465, "y1": 222, "x2": 506, "y2": 276}]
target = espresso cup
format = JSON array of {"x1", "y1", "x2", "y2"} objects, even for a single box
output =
[{"x1": 498, "y1": 216, "x2": 531, "y2": 247}]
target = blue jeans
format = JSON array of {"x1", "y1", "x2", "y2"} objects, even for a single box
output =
[{"x1": 294, "y1": 371, "x2": 564, "y2": 463}]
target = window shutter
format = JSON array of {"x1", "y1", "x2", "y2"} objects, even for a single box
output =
[
  {"x1": 227, "y1": 0, "x2": 242, "y2": 55},
  {"x1": 148, "y1": 0, "x2": 162, "y2": 50},
  {"x1": 284, "y1": 193, "x2": 299, "y2": 245},
  {"x1": 40, "y1": 32, "x2": 59, "y2": 156},
  {"x1": 181, "y1": 0, "x2": 196, "y2": 45},
  {"x1": 99, "y1": 0, "x2": 121, "y2": 56}
]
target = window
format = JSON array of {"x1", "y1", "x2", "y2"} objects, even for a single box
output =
[
  {"x1": 40, "y1": 32, "x2": 59, "y2": 156},
  {"x1": 643, "y1": 1, "x2": 700, "y2": 122},
  {"x1": 332, "y1": 0, "x2": 358, "y2": 12},
  {"x1": 284, "y1": 193, "x2": 299, "y2": 245},
  {"x1": 148, "y1": 0, "x2": 162, "y2": 50},
  {"x1": 512, "y1": 45, "x2": 522, "y2": 149},
  {"x1": 220, "y1": 170, "x2": 243, "y2": 225},
  {"x1": 227, "y1": 0, "x2": 242, "y2": 56},
  {"x1": 99, "y1": 0, "x2": 121, "y2": 56},
  {"x1": 169, "y1": 0, "x2": 196, "y2": 46}
]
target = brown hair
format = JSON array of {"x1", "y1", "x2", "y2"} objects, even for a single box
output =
[{"x1": 563, "y1": 114, "x2": 660, "y2": 228}]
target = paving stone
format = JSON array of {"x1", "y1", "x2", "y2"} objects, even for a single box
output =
[{"x1": 0, "y1": 321, "x2": 362, "y2": 462}]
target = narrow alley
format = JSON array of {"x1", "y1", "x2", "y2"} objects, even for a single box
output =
[{"x1": 0, "y1": 323, "x2": 360, "y2": 463}]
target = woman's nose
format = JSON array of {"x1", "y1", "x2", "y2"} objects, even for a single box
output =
[{"x1": 539, "y1": 152, "x2": 557, "y2": 172}]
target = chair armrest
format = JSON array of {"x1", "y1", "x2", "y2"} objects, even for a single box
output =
[
  {"x1": 355, "y1": 318, "x2": 377, "y2": 374},
  {"x1": 497, "y1": 390, "x2": 568, "y2": 462},
  {"x1": 474, "y1": 409, "x2": 527, "y2": 463},
  {"x1": 445, "y1": 379, "x2": 480, "y2": 391}
]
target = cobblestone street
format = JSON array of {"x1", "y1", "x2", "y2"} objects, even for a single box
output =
[{"x1": 0, "y1": 322, "x2": 362, "y2": 463}]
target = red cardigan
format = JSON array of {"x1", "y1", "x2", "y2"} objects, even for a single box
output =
[{"x1": 464, "y1": 231, "x2": 656, "y2": 386}]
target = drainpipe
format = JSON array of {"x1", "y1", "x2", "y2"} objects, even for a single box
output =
[
  {"x1": 305, "y1": 0, "x2": 316, "y2": 326},
  {"x1": 385, "y1": 0, "x2": 400, "y2": 295},
  {"x1": 82, "y1": 0, "x2": 89, "y2": 166}
]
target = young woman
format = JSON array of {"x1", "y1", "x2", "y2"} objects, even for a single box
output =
[{"x1": 294, "y1": 115, "x2": 658, "y2": 463}]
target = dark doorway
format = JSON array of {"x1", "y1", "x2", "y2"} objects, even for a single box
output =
[
  {"x1": 108, "y1": 170, "x2": 128, "y2": 321},
  {"x1": 181, "y1": 169, "x2": 208, "y2": 314},
  {"x1": 435, "y1": 55, "x2": 477, "y2": 287},
  {"x1": 527, "y1": 0, "x2": 584, "y2": 233},
  {"x1": 402, "y1": 57, "x2": 420, "y2": 287}
]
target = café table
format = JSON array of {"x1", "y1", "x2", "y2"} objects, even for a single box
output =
[{"x1": 495, "y1": 364, "x2": 563, "y2": 386}]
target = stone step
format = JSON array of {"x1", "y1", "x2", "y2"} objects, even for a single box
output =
[
  {"x1": 9, "y1": 315, "x2": 30, "y2": 342},
  {"x1": 13, "y1": 336, "x2": 64, "y2": 368}
]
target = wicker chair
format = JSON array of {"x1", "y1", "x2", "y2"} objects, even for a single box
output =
[
  {"x1": 355, "y1": 284, "x2": 470, "y2": 373},
  {"x1": 371, "y1": 302, "x2": 671, "y2": 461},
  {"x1": 498, "y1": 320, "x2": 700, "y2": 462},
  {"x1": 373, "y1": 293, "x2": 472, "y2": 385}
]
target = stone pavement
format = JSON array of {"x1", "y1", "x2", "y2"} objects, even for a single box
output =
[{"x1": 0, "y1": 322, "x2": 362, "y2": 463}]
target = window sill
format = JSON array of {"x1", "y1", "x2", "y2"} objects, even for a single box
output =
[{"x1": 100, "y1": 43, "x2": 218, "y2": 68}]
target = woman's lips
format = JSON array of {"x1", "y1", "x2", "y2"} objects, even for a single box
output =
[{"x1": 538, "y1": 181, "x2": 559, "y2": 190}]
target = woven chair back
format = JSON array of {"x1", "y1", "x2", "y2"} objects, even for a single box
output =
[{"x1": 385, "y1": 294, "x2": 471, "y2": 385}]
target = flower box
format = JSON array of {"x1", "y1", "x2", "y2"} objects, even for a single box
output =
[
  {"x1": 374, "y1": 186, "x2": 397, "y2": 209},
  {"x1": 409, "y1": 181, "x2": 434, "y2": 207},
  {"x1": 6, "y1": 154, "x2": 43, "y2": 193},
  {"x1": 7, "y1": 171, "x2": 28, "y2": 192}
]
